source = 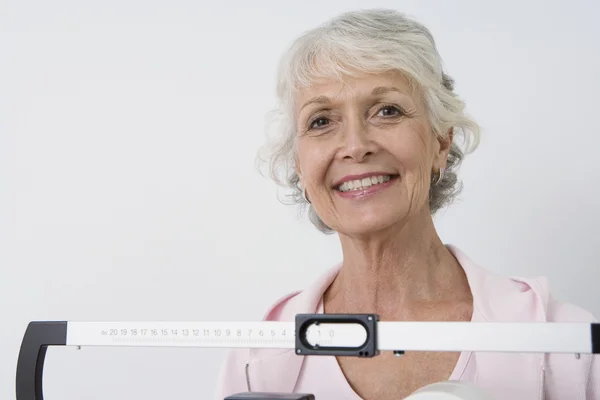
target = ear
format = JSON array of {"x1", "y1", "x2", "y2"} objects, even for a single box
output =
[
  {"x1": 294, "y1": 156, "x2": 303, "y2": 185},
  {"x1": 434, "y1": 127, "x2": 453, "y2": 169}
]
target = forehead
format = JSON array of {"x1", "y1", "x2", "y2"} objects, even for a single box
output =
[{"x1": 295, "y1": 70, "x2": 416, "y2": 106}]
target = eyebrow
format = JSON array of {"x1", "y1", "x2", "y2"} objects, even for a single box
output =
[
  {"x1": 299, "y1": 86, "x2": 406, "y2": 113},
  {"x1": 299, "y1": 95, "x2": 331, "y2": 113},
  {"x1": 370, "y1": 86, "x2": 404, "y2": 96}
]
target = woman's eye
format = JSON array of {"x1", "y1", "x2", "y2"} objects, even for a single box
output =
[
  {"x1": 377, "y1": 105, "x2": 402, "y2": 117},
  {"x1": 310, "y1": 117, "x2": 329, "y2": 129}
]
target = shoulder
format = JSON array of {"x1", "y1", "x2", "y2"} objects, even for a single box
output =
[
  {"x1": 262, "y1": 264, "x2": 342, "y2": 321},
  {"x1": 448, "y1": 245, "x2": 598, "y2": 323},
  {"x1": 261, "y1": 290, "x2": 304, "y2": 321},
  {"x1": 546, "y1": 295, "x2": 598, "y2": 323},
  {"x1": 505, "y1": 273, "x2": 597, "y2": 323}
]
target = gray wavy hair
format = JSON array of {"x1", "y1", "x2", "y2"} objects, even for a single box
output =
[{"x1": 256, "y1": 9, "x2": 481, "y2": 234}]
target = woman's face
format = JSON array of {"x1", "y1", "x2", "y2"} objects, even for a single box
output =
[{"x1": 294, "y1": 70, "x2": 451, "y2": 235}]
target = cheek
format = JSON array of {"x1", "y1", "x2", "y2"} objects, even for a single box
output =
[
  {"x1": 386, "y1": 133, "x2": 430, "y2": 171},
  {"x1": 296, "y1": 140, "x2": 331, "y2": 184},
  {"x1": 383, "y1": 126, "x2": 433, "y2": 186}
]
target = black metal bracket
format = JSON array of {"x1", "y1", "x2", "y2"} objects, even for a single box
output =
[
  {"x1": 592, "y1": 324, "x2": 600, "y2": 353},
  {"x1": 294, "y1": 313, "x2": 379, "y2": 357},
  {"x1": 16, "y1": 321, "x2": 68, "y2": 400}
]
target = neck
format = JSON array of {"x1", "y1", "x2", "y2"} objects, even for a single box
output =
[{"x1": 323, "y1": 208, "x2": 472, "y2": 320}]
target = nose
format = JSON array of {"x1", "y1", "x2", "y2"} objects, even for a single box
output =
[{"x1": 339, "y1": 117, "x2": 377, "y2": 162}]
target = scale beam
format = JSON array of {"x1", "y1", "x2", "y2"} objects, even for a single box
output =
[{"x1": 15, "y1": 315, "x2": 600, "y2": 400}]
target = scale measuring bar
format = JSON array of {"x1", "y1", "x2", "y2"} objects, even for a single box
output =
[{"x1": 16, "y1": 314, "x2": 600, "y2": 400}]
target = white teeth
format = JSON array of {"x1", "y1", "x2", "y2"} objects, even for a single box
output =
[{"x1": 337, "y1": 175, "x2": 392, "y2": 192}]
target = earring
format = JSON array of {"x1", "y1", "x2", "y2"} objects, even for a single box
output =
[
  {"x1": 303, "y1": 188, "x2": 311, "y2": 204},
  {"x1": 433, "y1": 167, "x2": 445, "y2": 185}
]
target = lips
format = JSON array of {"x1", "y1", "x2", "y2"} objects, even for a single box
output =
[{"x1": 336, "y1": 174, "x2": 393, "y2": 192}]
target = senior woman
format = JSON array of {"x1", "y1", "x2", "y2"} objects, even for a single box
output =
[{"x1": 215, "y1": 9, "x2": 599, "y2": 400}]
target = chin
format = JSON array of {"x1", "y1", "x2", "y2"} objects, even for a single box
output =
[{"x1": 335, "y1": 213, "x2": 403, "y2": 236}]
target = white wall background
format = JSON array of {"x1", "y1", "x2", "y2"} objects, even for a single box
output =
[{"x1": 1, "y1": 0, "x2": 599, "y2": 399}]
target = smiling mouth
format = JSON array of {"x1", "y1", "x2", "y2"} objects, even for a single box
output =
[{"x1": 336, "y1": 174, "x2": 398, "y2": 192}]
